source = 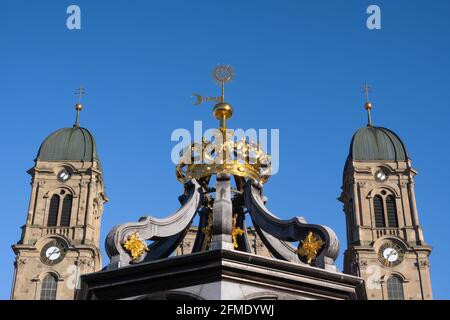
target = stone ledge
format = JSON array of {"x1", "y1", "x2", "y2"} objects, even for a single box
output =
[{"x1": 78, "y1": 249, "x2": 366, "y2": 300}]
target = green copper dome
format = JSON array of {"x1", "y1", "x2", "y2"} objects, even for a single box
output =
[
  {"x1": 350, "y1": 126, "x2": 408, "y2": 161},
  {"x1": 37, "y1": 126, "x2": 98, "y2": 161}
]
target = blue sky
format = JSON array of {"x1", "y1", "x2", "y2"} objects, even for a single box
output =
[{"x1": 1, "y1": 0, "x2": 449, "y2": 299}]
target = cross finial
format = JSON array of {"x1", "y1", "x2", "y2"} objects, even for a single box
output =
[
  {"x1": 362, "y1": 82, "x2": 373, "y2": 126},
  {"x1": 363, "y1": 82, "x2": 371, "y2": 103},
  {"x1": 76, "y1": 85, "x2": 85, "y2": 104},
  {"x1": 74, "y1": 85, "x2": 85, "y2": 127}
]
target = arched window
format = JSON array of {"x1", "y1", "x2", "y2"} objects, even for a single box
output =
[
  {"x1": 60, "y1": 195, "x2": 73, "y2": 227},
  {"x1": 374, "y1": 195, "x2": 386, "y2": 228},
  {"x1": 386, "y1": 195, "x2": 399, "y2": 228},
  {"x1": 387, "y1": 276, "x2": 404, "y2": 300},
  {"x1": 40, "y1": 274, "x2": 57, "y2": 300},
  {"x1": 47, "y1": 195, "x2": 60, "y2": 227}
]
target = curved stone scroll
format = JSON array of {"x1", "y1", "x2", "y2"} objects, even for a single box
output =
[
  {"x1": 105, "y1": 180, "x2": 203, "y2": 269},
  {"x1": 244, "y1": 181, "x2": 339, "y2": 270}
]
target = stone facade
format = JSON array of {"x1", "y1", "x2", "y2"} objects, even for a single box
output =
[
  {"x1": 340, "y1": 159, "x2": 432, "y2": 300},
  {"x1": 11, "y1": 158, "x2": 107, "y2": 300}
]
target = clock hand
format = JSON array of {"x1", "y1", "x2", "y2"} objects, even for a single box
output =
[
  {"x1": 45, "y1": 249, "x2": 56, "y2": 263},
  {"x1": 47, "y1": 248, "x2": 60, "y2": 260},
  {"x1": 385, "y1": 250, "x2": 394, "y2": 262},
  {"x1": 51, "y1": 248, "x2": 61, "y2": 259},
  {"x1": 387, "y1": 249, "x2": 398, "y2": 263}
]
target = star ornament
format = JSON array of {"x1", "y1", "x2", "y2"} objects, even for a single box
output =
[{"x1": 296, "y1": 232, "x2": 325, "y2": 265}]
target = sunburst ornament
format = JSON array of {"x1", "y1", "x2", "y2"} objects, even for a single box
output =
[
  {"x1": 212, "y1": 64, "x2": 234, "y2": 84},
  {"x1": 122, "y1": 232, "x2": 148, "y2": 261},
  {"x1": 296, "y1": 232, "x2": 325, "y2": 265}
]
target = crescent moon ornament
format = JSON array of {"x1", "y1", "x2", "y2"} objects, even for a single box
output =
[
  {"x1": 192, "y1": 93, "x2": 221, "y2": 106},
  {"x1": 192, "y1": 93, "x2": 204, "y2": 106},
  {"x1": 191, "y1": 64, "x2": 234, "y2": 130}
]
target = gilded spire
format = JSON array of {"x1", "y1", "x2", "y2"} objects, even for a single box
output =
[
  {"x1": 74, "y1": 85, "x2": 85, "y2": 127},
  {"x1": 362, "y1": 83, "x2": 373, "y2": 127}
]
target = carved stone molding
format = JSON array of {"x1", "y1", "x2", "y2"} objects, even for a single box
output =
[
  {"x1": 182, "y1": 241, "x2": 192, "y2": 248},
  {"x1": 352, "y1": 255, "x2": 368, "y2": 269},
  {"x1": 75, "y1": 258, "x2": 92, "y2": 267},
  {"x1": 15, "y1": 257, "x2": 27, "y2": 267},
  {"x1": 359, "y1": 260, "x2": 368, "y2": 269},
  {"x1": 418, "y1": 260, "x2": 430, "y2": 269},
  {"x1": 358, "y1": 182, "x2": 367, "y2": 188}
]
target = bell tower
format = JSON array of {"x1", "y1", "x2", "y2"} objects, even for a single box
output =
[
  {"x1": 339, "y1": 85, "x2": 432, "y2": 300},
  {"x1": 11, "y1": 91, "x2": 108, "y2": 300}
]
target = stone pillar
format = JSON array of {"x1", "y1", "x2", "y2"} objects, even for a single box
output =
[
  {"x1": 353, "y1": 182, "x2": 361, "y2": 226},
  {"x1": 408, "y1": 181, "x2": 420, "y2": 226},
  {"x1": 27, "y1": 181, "x2": 38, "y2": 225},
  {"x1": 398, "y1": 181, "x2": 410, "y2": 227},
  {"x1": 353, "y1": 181, "x2": 363, "y2": 245},
  {"x1": 210, "y1": 174, "x2": 234, "y2": 251}
]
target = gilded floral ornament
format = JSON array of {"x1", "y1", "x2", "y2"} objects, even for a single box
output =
[
  {"x1": 122, "y1": 232, "x2": 148, "y2": 261},
  {"x1": 296, "y1": 232, "x2": 325, "y2": 265},
  {"x1": 201, "y1": 211, "x2": 213, "y2": 250},
  {"x1": 232, "y1": 214, "x2": 245, "y2": 249}
]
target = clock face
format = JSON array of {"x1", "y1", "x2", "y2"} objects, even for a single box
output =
[
  {"x1": 383, "y1": 248, "x2": 399, "y2": 262},
  {"x1": 375, "y1": 169, "x2": 388, "y2": 182},
  {"x1": 57, "y1": 169, "x2": 71, "y2": 182},
  {"x1": 378, "y1": 242, "x2": 404, "y2": 267},
  {"x1": 40, "y1": 241, "x2": 67, "y2": 265}
]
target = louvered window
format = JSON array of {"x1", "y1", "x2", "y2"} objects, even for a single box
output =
[
  {"x1": 386, "y1": 195, "x2": 399, "y2": 228},
  {"x1": 47, "y1": 195, "x2": 60, "y2": 227},
  {"x1": 60, "y1": 195, "x2": 73, "y2": 227},
  {"x1": 374, "y1": 195, "x2": 386, "y2": 228}
]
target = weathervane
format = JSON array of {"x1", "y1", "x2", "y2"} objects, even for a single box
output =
[
  {"x1": 74, "y1": 85, "x2": 85, "y2": 127},
  {"x1": 175, "y1": 64, "x2": 272, "y2": 185},
  {"x1": 192, "y1": 64, "x2": 235, "y2": 131},
  {"x1": 362, "y1": 82, "x2": 373, "y2": 126}
]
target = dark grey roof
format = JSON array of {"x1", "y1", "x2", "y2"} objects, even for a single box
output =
[
  {"x1": 349, "y1": 126, "x2": 408, "y2": 161},
  {"x1": 37, "y1": 127, "x2": 98, "y2": 161}
]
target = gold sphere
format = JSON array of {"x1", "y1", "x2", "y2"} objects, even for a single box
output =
[
  {"x1": 213, "y1": 103, "x2": 233, "y2": 121},
  {"x1": 75, "y1": 103, "x2": 83, "y2": 111},
  {"x1": 364, "y1": 102, "x2": 372, "y2": 110}
]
